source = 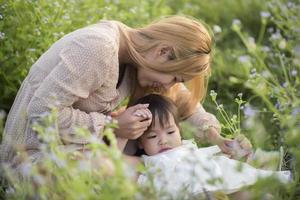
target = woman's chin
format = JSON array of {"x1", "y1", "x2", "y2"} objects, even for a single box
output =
[{"x1": 137, "y1": 81, "x2": 148, "y2": 88}]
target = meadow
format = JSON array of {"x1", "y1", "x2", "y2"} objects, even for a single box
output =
[{"x1": 0, "y1": 0, "x2": 299, "y2": 199}]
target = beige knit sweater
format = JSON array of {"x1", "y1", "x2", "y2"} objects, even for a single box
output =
[{"x1": 0, "y1": 20, "x2": 219, "y2": 168}]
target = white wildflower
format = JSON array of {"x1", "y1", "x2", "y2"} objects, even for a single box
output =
[
  {"x1": 33, "y1": 175, "x2": 45, "y2": 185},
  {"x1": 28, "y1": 48, "x2": 36, "y2": 52},
  {"x1": 232, "y1": 19, "x2": 241, "y2": 26},
  {"x1": 243, "y1": 105, "x2": 256, "y2": 117},
  {"x1": 293, "y1": 45, "x2": 300, "y2": 57},
  {"x1": 78, "y1": 160, "x2": 90, "y2": 172},
  {"x1": 291, "y1": 108, "x2": 300, "y2": 116},
  {"x1": 213, "y1": 25, "x2": 222, "y2": 33},
  {"x1": 271, "y1": 32, "x2": 282, "y2": 40},
  {"x1": 261, "y1": 46, "x2": 270, "y2": 52},
  {"x1": 19, "y1": 162, "x2": 32, "y2": 177},
  {"x1": 261, "y1": 70, "x2": 271, "y2": 78},
  {"x1": 268, "y1": 27, "x2": 274, "y2": 33},
  {"x1": 249, "y1": 68, "x2": 257, "y2": 78},
  {"x1": 129, "y1": 8, "x2": 137, "y2": 13},
  {"x1": 232, "y1": 19, "x2": 242, "y2": 31},
  {"x1": 238, "y1": 55, "x2": 250, "y2": 63},
  {"x1": 35, "y1": 28, "x2": 41, "y2": 36},
  {"x1": 291, "y1": 69, "x2": 298, "y2": 76},
  {"x1": 282, "y1": 82, "x2": 288, "y2": 88},
  {"x1": 50, "y1": 153, "x2": 67, "y2": 168},
  {"x1": 53, "y1": 2, "x2": 60, "y2": 7},
  {"x1": 287, "y1": 2, "x2": 295, "y2": 8},
  {"x1": 260, "y1": 11, "x2": 271, "y2": 18},
  {"x1": 278, "y1": 39, "x2": 287, "y2": 49},
  {"x1": 63, "y1": 15, "x2": 70, "y2": 20},
  {"x1": 0, "y1": 32, "x2": 5, "y2": 40},
  {"x1": 89, "y1": 134, "x2": 101, "y2": 144}
]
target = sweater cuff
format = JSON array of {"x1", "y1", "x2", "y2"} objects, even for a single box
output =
[
  {"x1": 186, "y1": 112, "x2": 221, "y2": 140},
  {"x1": 90, "y1": 112, "x2": 106, "y2": 137}
]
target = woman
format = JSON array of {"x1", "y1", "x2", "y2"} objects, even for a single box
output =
[{"x1": 0, "y1": 15, "x2": 248, "y2": 170}]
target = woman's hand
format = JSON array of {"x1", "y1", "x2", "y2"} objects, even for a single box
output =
[
  {"x1": 205, "y1": 128, "x2": 233, "y2": 155},
  {"x1": 112, "y1": 104, "x2": 152, "y2": 140}
]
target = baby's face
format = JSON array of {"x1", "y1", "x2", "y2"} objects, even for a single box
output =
[{"x1": 139, "y1": 114, "x2": 182, "y2": 156}]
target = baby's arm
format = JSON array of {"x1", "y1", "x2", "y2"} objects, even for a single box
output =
[
  {"x1": 123, "y1": 155, "x2": 142, "y2": 181},
  {"x1": 116, "y1": 138, "x2": 143, "y2": 181}
]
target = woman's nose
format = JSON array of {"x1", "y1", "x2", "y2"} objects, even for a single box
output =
[{"x1": 163, "y1": 81, "x2": 175, "y2": 91}]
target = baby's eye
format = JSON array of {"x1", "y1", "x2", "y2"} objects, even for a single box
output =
[
  {"x1": 167, "y1": 131, "x2": 175, "y2": 134},
  {"x1": 147, "y1": 135, "x2": 157, "y2": 139}
]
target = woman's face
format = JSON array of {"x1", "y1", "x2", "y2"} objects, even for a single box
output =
[
  {"x1": 137, "y1": 44, "x2": 186, "y2": 91},
  {"x1": 137, "y1": 68, "x2": 184, "y2": 91}
]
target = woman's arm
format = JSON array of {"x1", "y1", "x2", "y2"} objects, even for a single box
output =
[
  {"x1": 185, "y1": 102, "x2": 252, "y2": 157},
  {"x1": 172, "y1": 83, "x2": 251, "y2": 155},
  {"x1": 171, "y1": 83, "x2": 221, "y2": 142},
  {"x1": 27, "y1": 34, "x2": 116, "y2": 144},
  {"x1": 185, "y1": 104, "x2": 221, "y2": 143},
  {"x1": 116, "y1": 137, "x2": 128, "y2": 151}
]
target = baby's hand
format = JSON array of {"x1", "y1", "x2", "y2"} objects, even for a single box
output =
[{"x1": 227, "y1": 134, "x2": 253, "y2": 160}]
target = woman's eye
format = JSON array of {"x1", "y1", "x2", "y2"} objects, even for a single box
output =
[
  {"x1": 168, "y1": 52, "x2": 176, "y2": 60},
  {"x1": 174, "y1": 77, "x2": 184, "y2": 83}
]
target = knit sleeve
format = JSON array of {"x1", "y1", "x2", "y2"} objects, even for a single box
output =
[
  {"x1": 185, "y1": 104, "x2": 221, "y2": 141},
  {"x1": 27, "y1": 34, "x2": 117, "y2": 144}
]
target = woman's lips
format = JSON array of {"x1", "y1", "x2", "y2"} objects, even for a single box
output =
[{"x1": 159, "y1": 148, "x2": 172, "y2": 153}]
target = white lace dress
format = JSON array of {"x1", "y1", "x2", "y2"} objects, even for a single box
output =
[{"x1": 138, "y1": 140, "x2": 291, "y2": 198}]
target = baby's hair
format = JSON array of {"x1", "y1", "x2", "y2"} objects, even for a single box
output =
[{"x1": 133, "y1": 94, "x2": 179, "y2": 132}]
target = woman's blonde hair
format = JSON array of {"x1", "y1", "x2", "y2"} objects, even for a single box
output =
[{"x1": 118, "y1": 15, "x2": 213, "y2": 118}]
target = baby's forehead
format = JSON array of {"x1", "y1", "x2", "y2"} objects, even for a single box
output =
[
  {"x1": 148, "y1": 114, "x2": 175, "y2": 130},
  {"x1": 151, "y1": 121, "x2": 171, "y2": 129},
  {"x1": 153, "y1": 114, "x2": 173, "y2": 125}
]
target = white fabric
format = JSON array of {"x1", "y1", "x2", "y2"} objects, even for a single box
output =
[{"x1": 138, "y1": 140, "x2": 291, "y2": 198}]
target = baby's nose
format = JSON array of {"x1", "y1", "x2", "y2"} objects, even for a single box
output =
[{"x1": 159, "y1": 136, "x2": 168, "y2": 145}]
